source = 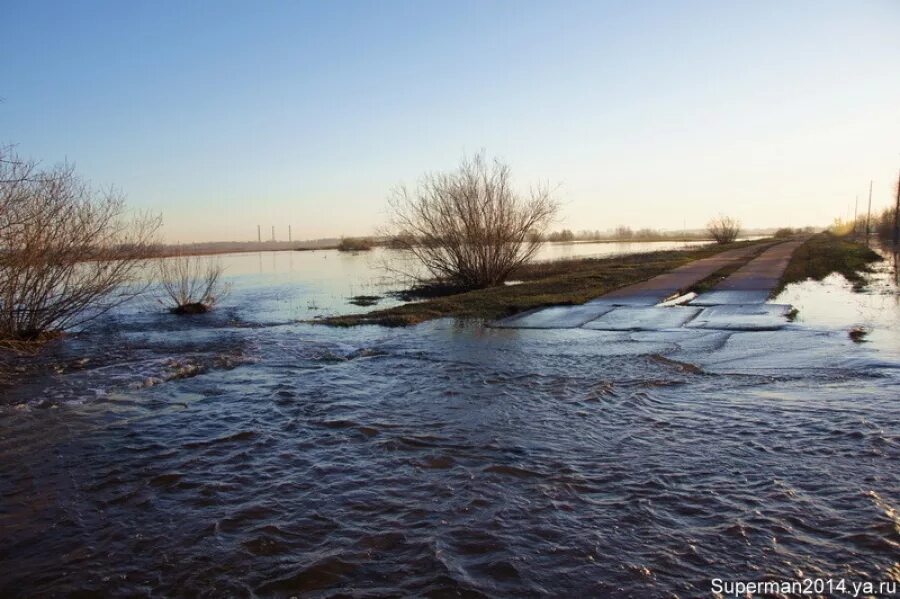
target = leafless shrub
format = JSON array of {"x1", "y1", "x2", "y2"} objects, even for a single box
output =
[
  {"x1": 773, "y1": 227, "x2": 797, "y2": 239},
  {"x1": 0, "y1": 147, "x2": 160, "y2": 341},
  {"x1": 386, "y1": 153, "x2": 559, "y2": 288},
  {"x1": 706, "y1": 215, "x2": 741, "y2": 244},
  {"x1": 153, "y1": 254, "x2": 228, "y2": 314}
]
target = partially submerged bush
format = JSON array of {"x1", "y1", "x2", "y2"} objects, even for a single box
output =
[
  {"x1": 337, "y1": 237, "x2": 374, "y2": 252},
  {"x1": 706, "y1": 215, "x2": 741, "y2": 244},
  {"x1": 153, "y1": 254, "x2": 227, "y2": 314},
  {"x1": 387, "y1": 153, "x2": 559, "y2": 288},
  {"x1": 0, "y1": 147, "x2": 160, "y2": 341},
  {"x1": 348, "y1": 295, "x2": 381, "y2": 307}
]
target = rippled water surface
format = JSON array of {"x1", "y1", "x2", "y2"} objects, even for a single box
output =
[{"x1": 1, "y1": 247, "x2": 898, "y2": 597}]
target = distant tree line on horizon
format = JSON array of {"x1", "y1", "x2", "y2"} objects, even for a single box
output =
[
  {"x1": 544, "y1": 226, "x2": 718, "y2": 243},
  {"x1": 541, "y1": 224, "x2": 817, "y2": 244}
]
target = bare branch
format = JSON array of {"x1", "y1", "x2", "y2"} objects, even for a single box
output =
[
  {"x1": 706, "y1": 215, "x2": 741, "y2": 244},
  {"x1": 385, "y1": 153, "x2": 559, "y2": 288},
  {"x1": 0, "y1": 147, "x2": 161, "y2": 341},
  {"x1": 152, "y1": 254, "x2": 228, "y2": 314}
]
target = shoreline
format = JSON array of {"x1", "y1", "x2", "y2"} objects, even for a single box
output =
[
  {"x1": 315, "y1": 239, "x2": 773, "y2": 327},
  {"x1": 316, "y1": 234, "x2": 880, "y2": 328},
  {"x1": 151, "y1": 237, "x2": 767, "y2": 259}
]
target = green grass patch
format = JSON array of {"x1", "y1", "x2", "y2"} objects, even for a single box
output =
[
  {"x1": 317, "y1": 239, "x2": 769, "y2": 327},
  {"x1": 775, "y1": 233, "x2": 882, "y2": 294}
]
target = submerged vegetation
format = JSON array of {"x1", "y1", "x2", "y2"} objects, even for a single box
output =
[
  {"x1": 154, "y1": 254, "x2": 228, "y2": 314},
  {"x1": 319, "y1": 240, "x2": 767, "y2": 327},
  {"x1": 348, "y1": 295, "x2": 381, "y2": 307},
  {"x1": 848, "y1": 326, "x2": 869, "y2": 343},
  {"x1": 775, "y1": 233, "x2": 882, "y2": 294}
]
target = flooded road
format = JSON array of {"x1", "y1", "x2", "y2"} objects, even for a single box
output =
[{"x1": 1, "y1": 246, "x2": 898, "y2": 597}]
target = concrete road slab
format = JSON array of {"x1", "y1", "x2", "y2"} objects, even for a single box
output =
[
  {"x1": 686, "y1": 304, "x2": 793, "y2": 331},
  {"x1": 689, "y1": 290, "x2": 771, "y2": 305},
  {"x1": 715, "y1": 240, "x2": 804, "y2": 291},
  {"x1": 582, "y1": 306, "x2": 702, "y2": 331},
  {"x1": 490, "y1": 304, "x2": 616, "y2": 329},
  {"x1": 590, "y1": 244, "x2": 766, "y2": 305},
  {"x1": 671, "y1": 329, "x2": 896, "y2": 375},
  {"x1": 586, "y1": 294, "x2": 661, "y2": 306},
  {"x1": 491, "y1": 241, "x2": 799, "y2": 331}
]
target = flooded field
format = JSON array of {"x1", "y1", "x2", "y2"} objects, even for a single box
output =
[{"x1": 1, "y1": 245, "x2": 898, "y2": 597}]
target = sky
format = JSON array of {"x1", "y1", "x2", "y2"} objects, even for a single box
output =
[{"x1": 2, "y1": 0, "x2": 899, "y2": 243}]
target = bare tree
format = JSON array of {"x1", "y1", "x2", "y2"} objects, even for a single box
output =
[
  {"x1": 387, "y1": 153, "x2": 559, "y2": 288},
  {"x1": 153, "y1": 254, "x2": 228, "y2": 314},
  {"x1": 706, "y1": 215, "x2": 741, "y2": 244},
  {"x1": 0, "y1": 147, "x2": 160, "y2": 341}
]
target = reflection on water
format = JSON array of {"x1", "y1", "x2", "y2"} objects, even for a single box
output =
[
  {"x1": 0, "y1": 242, "x2": 898, "y2": 597},
  {"x1": 774, "y1": 247, "x2": 900, "y2": 357}
]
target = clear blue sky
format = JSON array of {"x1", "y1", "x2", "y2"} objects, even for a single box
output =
[{"x1": 2, "y1": 0, "x2": 899, "y2": 242}]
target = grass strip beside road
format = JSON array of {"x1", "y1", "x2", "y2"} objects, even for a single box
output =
[{"x1": 774, "y1": 233, "x2": 883, "y2": 294}]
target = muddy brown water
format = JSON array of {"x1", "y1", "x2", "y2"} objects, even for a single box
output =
[{"x1": 0, "y1": 246, "x2": 898, "y2": 597}]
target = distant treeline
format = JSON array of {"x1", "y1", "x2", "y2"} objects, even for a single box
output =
[
  {"x1": 154, "y1": 238, "x2": 342, "y2": 257},
  {"x1": 540, "y1": 226, "x2": 811, "y2": 243},
  {"x1": 154, "y1": 236, "x2": 396, "y2": 256},
  {"x1": 155, "y1": 224, "x2": 824, "y2": 258}
]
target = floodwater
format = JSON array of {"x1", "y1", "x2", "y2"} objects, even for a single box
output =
[{"x1": 1, "y1": 245, "x2": 898, "y2": 597}]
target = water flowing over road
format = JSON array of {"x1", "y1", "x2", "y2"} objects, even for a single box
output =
[{"x1": 1, "y1": 245, "x2": 898, "y2": 597}]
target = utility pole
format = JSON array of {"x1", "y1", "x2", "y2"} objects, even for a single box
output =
[
  {"x1": 894, "y1": 168, "x2": 900, "y2": 247},
  {"x1": 865, "y1": 180, "x2": 873, "y2": 246},
  {"x1": 288, "y1": 225, "x2": 292, "y2": 242},
  {"x1": 853, "y1": 195, "x2": 858, "y2": 239},
  {"x1": 271, "y1": 226, "x2": 275, "y2": 242},
  {"x1": 257, "y1": 225, "x2": 261, "y2": 243}
]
